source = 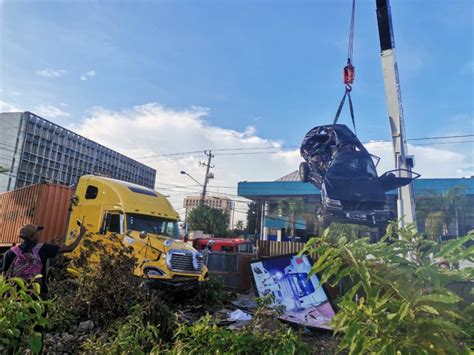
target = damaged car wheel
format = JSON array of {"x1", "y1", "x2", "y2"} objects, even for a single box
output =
[{"x1": 299, "y1": 162, "x2": 310, "y2": 183}]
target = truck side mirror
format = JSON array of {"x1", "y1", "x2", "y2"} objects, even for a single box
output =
[{"x1": 139, "y1": 231, "x2": 148, "y2": 239}]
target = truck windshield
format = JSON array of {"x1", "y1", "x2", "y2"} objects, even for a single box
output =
[{"x1": 126, "y1": 213, "x2": 179, "y2": 239}]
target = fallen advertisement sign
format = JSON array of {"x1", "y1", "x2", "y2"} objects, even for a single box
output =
[{"x1": 250, "y1": 254, "x2": 336, "y2": 330}]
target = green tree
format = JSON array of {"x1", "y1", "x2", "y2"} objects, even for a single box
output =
[
  {"x1": 416, "y1": 186, "x2": 470, "y2": 237},
  {"x1": 425, "y1": 211, "x2": 445, "y2": 240},
  {"x1": 188, "y1": 205, "x2": 229, "y2": 236},
  {"x1": 279, "y1": 198, "x2": 305, "y2": 240},
  {"x1": 235, "y1": 220, "x2": 244, "y2": 232},
  {"x1": 245, "y1": 202, "x2": 259, "y2": 235}
]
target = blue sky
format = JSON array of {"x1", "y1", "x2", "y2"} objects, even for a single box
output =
[
  {"x1": 2, "y1": 0, "x2": 472, "y2": 144},
  {"x1": 1, "y1": 0, "x2": 473, "y2": 214}
]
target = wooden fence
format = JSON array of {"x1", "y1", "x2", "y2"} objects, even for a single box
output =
[{"x1": 257, "y1": 240, "x2": 306, "y2": 258}]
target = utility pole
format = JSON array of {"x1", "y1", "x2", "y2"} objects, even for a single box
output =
[{"x1": 200, "y1": 150, "x2": 214, "y2": 206}]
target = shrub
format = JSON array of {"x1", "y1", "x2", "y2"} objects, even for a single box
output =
[
  {"x1": 168, "y1": 294, "x2": 309, "y2": 354},
  {"x1": 302, "y1": 223, "x2": 474, "y2": 354},
  {"x1": 169, "y1": 313, "x2": 311, "y2": 355},
  {"x1": 48, "y1": 236, "x2": 144, "y2": 328},
  {"x1": 183, "y1": 276, "x2": 234, "y2": 312},
  {"x1": 0, "y1": 277, "x2": 49, "y2": 354},
  {"x1": 81, "y1": 304, "x2": 166, "y2": 354}
]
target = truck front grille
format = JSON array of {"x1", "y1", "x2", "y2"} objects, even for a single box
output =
[{"x1": 167, "y1": 250, "x2": 203, "y2": 273}]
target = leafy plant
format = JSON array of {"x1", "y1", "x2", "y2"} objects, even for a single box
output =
[
  {"x1": 245, "y1": 201, "x2": 259, "y2": 235},
  {"x1": 48, "y1": 235, "x2": 181, "y2": 337},
  {"x1": 170, "y1": 313, "x2": 311, "y2": 355},
  {"x1": 279, "y1": 198, "x2": 305, "y2": 240},
  {"x1": 425, "y1": 211, "x2": 445, "y2": 240},
  {"x1": 416, "y1": 185, "x2": 472, "y2": 237},
  {"x1": 302, "y1": 223, "x2": 474, "y2": 354},
  {"x1": 184, "y1": 276, "x2": 234, "y2": 312},
  {"x1": 0, "y1": 277, "x2": 49, "y2": 354},
  {"x1": 187, "y1": 205, "x2": 229, "y2": 236},
  {"x1": 81, "y1": 304, "x2": 165, "y2": 354},
  {"x1": 45, "y1": 295, "x2": 77, "y2": 333}
]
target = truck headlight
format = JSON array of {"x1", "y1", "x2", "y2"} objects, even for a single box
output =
[{"x1": 145, "y1": 267, "x2": 165, "y2": 276}]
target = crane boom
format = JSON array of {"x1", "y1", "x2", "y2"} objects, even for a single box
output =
[{"x1": 375, "y1": 0, "x2": 417, "y2": 228}]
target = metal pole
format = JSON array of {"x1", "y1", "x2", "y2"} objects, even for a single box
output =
[
  {"x1": 260, "y1": 200, "x2": 266, "y2": 240},
  {"x1": 376, "y1": 0, "x2": 416, "y2": 228},
  {"x1": 231, "y1": 202, "x2": 235, "y2": 230},
  {"x1": 184, "y1": 207, "x2": 188, "y2": 235},
  {"x1": 200, "y1": 150, "x2": 214, "y2": 206}
]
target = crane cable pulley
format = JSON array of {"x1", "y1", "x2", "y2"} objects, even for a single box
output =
[{"x1": 333, "y1": 0, "x2": 357, "y2": 134}]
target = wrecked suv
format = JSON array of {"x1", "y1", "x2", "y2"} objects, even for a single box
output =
[{"x1": 299, "y1": 124, "x2": 419, "y2": 230}]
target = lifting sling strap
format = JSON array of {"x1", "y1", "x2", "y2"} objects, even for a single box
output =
[
  {"x1": 333, "y1": 0, "x2": 357, "y2": 135},
  {"x1": 333, "y1": 87, "x2": 356, "y2": 134}
]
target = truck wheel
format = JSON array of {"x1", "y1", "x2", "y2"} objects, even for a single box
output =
[
  {"x1": 315, "y1": 205, "x2": 330, "y2": 229},
  {"x1": 299, "y1": 162, "x2": 310, "y2": 183}
]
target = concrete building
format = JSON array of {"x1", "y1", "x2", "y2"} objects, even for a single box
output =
[
  {"x1": 183, "y1": 195, "x2": 233, "y2": 214},
  {"x1": 0, "y1": 111, "x2": 156, "y2": 192},
  {"x1": 238, "y1": 171, "x2": 474, "y2": 242}
]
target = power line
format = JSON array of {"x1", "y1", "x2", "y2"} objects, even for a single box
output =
[
  {"x1": 407, "y1": 134, "x2": 474, "y2": 141},
  {"x1": 128, "y1": 133, "x2": 474, "y2": 160},
  {"x1": 409, "y1": 140, "x2": 474, "y2": 146}
]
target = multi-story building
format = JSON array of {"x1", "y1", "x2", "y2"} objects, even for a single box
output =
[
  {"x1": 0, "y1": 111, "x2": 156, "y2": 192},
  {"x1": 183, "y1": 195, "x2": 234, "y2": 226}
]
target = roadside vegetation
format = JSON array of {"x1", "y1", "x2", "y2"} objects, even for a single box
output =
[
  {"x1": 187, "y1": 205, "x2": 230, "y2": 236},
  {"x1": 1, "y1": 235, "x2": 313, "y2": 354},
  {"x1": 303, "y1": 222, "x2": 474, "y2": 354},
  {"x1": 1, "y1": 223, "x2": 472, "y2": 354}
]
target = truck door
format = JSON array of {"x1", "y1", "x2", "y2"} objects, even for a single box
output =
[{"x1": 87, "y1": 211, "x2": 125, "y2": 262}]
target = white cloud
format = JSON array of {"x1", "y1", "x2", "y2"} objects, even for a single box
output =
[
  {"x1": 80, "y1": 70, "x2": 96, "y2": 81},
  {"x1": 71, "y1": 103, "x2": 291, "y2": 220},
  {"x1": 35, "y1": 104, "x2": 70, "y2": 118},
  {"x1": 36, "y1": 68, "x2": 66, "y2": 78},
  {"x1": 0, "y1": 100, "x2": 22, "y2": 112},
  {"x1": 71, "y1": 103, "x2": 473, "y2": 221},
  {"x1": 365, "y1": 141, "x2": 473, "y2": 178}
]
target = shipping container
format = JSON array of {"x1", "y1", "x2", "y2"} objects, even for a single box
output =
[{"x1": 0, "y1": 182, "x2": 74, "y2": 248}]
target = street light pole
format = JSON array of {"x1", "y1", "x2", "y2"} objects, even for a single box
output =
[
  {"x1": 180, "y1": 150, "x2": 214, "y2": 207},
  {"x1": 180, "y1": 171, "x2": 202, "y2": 187}
]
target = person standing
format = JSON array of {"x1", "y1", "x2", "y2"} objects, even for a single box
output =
[{"x1": 1, "y1": 223, "x2": 87, "y2": 299}]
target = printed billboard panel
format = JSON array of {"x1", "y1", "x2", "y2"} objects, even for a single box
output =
[{"x1": 250, "y1": 254, "x2": 336, "y2": 330}]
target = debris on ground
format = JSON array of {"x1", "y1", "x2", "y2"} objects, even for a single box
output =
[{"x1": 227, "y1": 309, "x2": 252, "y2": 322}]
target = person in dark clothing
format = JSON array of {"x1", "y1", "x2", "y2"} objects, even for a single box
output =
[{"x1": 2, "y1": 223, "x2": 87, "y2": 298}]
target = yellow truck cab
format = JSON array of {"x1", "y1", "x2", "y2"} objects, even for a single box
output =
[{"x1": 67, "y1": 175, "x2": 208, "y2": 286}]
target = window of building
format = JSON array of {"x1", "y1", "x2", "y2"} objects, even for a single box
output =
[{"x1": 85, "y1": 185, "x2": 99, "y2": 199}]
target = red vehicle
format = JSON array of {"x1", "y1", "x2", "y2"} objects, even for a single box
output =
[{"x1": 192, "y1": 238, "x2": 254, "y2": 253}]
